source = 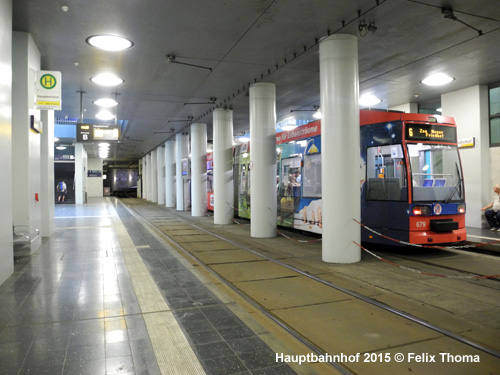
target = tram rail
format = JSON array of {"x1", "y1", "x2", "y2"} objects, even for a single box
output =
[{"x1": 121, "y1": 198, "x2": 500, "y2": 374}]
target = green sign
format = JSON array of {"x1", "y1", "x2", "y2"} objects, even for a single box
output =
[{"x1": 40, "y1": 74, "x2": 57, "y2": 89}]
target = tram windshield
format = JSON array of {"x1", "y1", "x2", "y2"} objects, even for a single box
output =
[{"x1": 407, "y1": 143, "x2": 464, "y2": 202}]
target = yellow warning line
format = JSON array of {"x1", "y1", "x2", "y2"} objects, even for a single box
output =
[{"x1": 108, "y1": 201, "x2": 205, "y2": 375}]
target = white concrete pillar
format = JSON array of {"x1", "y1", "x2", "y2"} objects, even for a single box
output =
[
  {"x1": 75, "y1": 143, "x2": 87, "y2": 204},
  {"x1": 87, "y1": 158, "x2": 103, "y2": 197},
  {"x1": 0, "y1": 0, "x2": 13, "y2": 285},
  {"x1": 165, "y1": 141, "x2": 176, "y2": 207},
  {"x1": 191, "y1": 123, "x2": 207, "y2": 216},
  {"x1": 157, "y1": 146, "x2": 165, "y2": 205},
  {"x1": 442, "y1": 86, "x2": 489, "y2": 228},
  {"x1": 249, "y1": 82, "x2": 277, "y2": 238},
  {"x1": 142, "y1": 157, "x2": 148, "y2": 200},
  {"x1": 12, "y1": 32, "x2": 42, "y2": 253},
  {"x1": 137, "y1": 158, "x2": 142, "y2": 198},
  {"x1": 319, "y1": 34, "x2": 361, "y2": 263},
  {"x1": 40, "y1": 110, "x2": 55, "y2": 237},
  {"x1": 151, "y1": 149, "x2": 158, "y2": 203},
  {"x1": 213, "y1": 108, "x2": 234, "y2": 224},
  {"x1": 176, "y1": 133, "x2": 189, "y2": 211},
  {"x1": 147, "y1": 153, "x2": 153, "y2": 201}
]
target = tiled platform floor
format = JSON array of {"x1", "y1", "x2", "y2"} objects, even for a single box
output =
[{"x1": 0, "y1": 199, "x2": 298, "y2": 375}]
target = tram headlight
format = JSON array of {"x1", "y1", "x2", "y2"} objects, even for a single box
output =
[
  {"x1": 412, "y1": 205, "x2": 431, "y2": 216},
  {"x1": 457, "y1": 204, "x2": 466, "y2": 214}
]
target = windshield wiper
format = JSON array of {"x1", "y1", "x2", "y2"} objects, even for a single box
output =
[{"x1": 445, "y1": 163, "x2": 463, "y2": 203}]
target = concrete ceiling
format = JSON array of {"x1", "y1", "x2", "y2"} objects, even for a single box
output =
[{"x1": 13, "y1": 0, "x2": 500, "y2": 165}]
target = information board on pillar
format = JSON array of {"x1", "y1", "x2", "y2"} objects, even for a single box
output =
[{"x1": 77, "y1": 123, "x2": 121, "y2": 142}]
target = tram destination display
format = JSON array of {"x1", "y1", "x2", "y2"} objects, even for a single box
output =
[
  {"x1": 77, "y1": 123, "x2": 121, "y2": 142},
  {"x1": 405, "y1": 123, "x2": 456, "y2": 143}
]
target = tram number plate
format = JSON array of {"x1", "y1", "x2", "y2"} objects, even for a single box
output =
[{"x1": 416, "y1": 221, "x2": 427, "y2": 228}]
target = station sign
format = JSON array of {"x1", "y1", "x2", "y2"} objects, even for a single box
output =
[
  {"x1": 77, "y1": 123, "x2": 121, "y2": 142},
  {"x1": 458, "y1": 137, "x2": 475, "y2": 148},
  {"x1": 35, "y1": 71, "x2": 62, "y2": 110}
]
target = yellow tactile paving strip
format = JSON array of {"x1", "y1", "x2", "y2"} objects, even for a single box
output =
[
  {"x1": 126, "y1": 200, "x2": 500, "y2": 375},
  {"x1": 108, "y1": 203, "x2": 206, "y2": 375}
]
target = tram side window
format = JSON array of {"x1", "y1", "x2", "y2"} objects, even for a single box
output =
[
  {"x1": 366, "y1": 145, "x2": 407, "y2": 201},
  {"x1": 303, "y1": 153, "x2": 321, "y2": 198},
  {"x1": 281, "y1": 157, "x2": 302, "y2": 198}
]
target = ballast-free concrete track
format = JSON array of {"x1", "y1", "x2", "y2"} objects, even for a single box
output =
[{"x1": 123, "y1": 198, "x2": 500, "y2": 375}]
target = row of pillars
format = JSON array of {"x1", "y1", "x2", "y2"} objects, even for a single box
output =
[{"x1": 142, "y1": 34, "x2": 361, "y2": 264}]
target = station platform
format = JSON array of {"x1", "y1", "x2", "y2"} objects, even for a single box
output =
[{"x1": 1, "y1": 197, "x2": 499, "y2": 375}]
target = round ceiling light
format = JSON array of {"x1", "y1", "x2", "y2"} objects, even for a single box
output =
[
  {"x1": 86, "y1": 35, "x2": 134, "y2": 51},
  {"x1": 421, "y1": 73, "x2": 455, "y2": 86},
  {"x1": 95, "y1": 110, "x2": 116, "y2": 121},
  {"x1": 90, "y1": 73, "x2": 124, "y2": 87},
  {"x1": 94, "y1": 98, "x2": 118, "y2": 107},
  {"x1": 313, "y1": 110, "x2": 322, "y2": 119},
  {"x1": 359, "y1": 94, "x2": 382, "y2": 107}
]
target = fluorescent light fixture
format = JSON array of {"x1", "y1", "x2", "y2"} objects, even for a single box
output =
[
  {"x1": 237, "y1": 137, "x2": 250, "y2": 143},
  {"x1": 282, "y1": 124, "x2": 298, "y2": 131},
  {"x1": 56, "y1": 146, "x2": 67, "y2": 150},
  {"x1": 95, "y1": 110, "x2": 116, "y2": 120},
  {"x1": 421, "y1": 73, "x2": 454, "y2": 86},
  {"x1": 313, "y1": 109, "x2": 322, "y2": 119},
  {"x1": 359, "y1": 94, "x2": 382, "y2": 107},
  {"x1": 94, "y1": 98, "x2": 118, "y2": 107},
  {"x1": 99, "y1": 142, "x2": 110, "y2": 148},
  {"x1": 86, "y1": 35, "x2": 134, "y2": 51},
  {"x1": 90, "y1": 73, "x2": 124, "y2": 86}
]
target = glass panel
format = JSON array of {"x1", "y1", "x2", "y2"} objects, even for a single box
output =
[
  {"x1": 280, "y1": 157, "x2": 302, "y2": 197},
  {"x1": 303, "y1": 153, "x2": 321, "y2": 197},
  {"x1": 365, "y1": 145, "x2": 407, "y2": 201},
  {"x1": 489, "y1": 86, "x2": 500, "y2": 116},
  {"x1": 407, "y1": 143, "x2": 464, "y2": 202},
  {"x1": 490, "y1": 117, "x2": 500, "y2": 145}
]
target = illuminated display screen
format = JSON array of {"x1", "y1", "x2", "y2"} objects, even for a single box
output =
[
  {"x1": 405, "y1": 123, "x2": 456, "y2": 143},
  {"x1": 93, "y1": 125, "x2": 120, "y2": 141},
  {"x1": 77, "y1": 123, "x2": 120, "y2": 142}
]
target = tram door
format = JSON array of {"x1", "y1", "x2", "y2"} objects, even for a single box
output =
[
  {"x1": 238, "y1": 143, "x2": 251, "y2": 219},
  {"x1": 278, "y1": 157, "x2": 302, "y2": 225}
]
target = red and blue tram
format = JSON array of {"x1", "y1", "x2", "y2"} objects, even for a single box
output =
[{"x1": 233, "y1": 110, "x2": 466, "y2": 246}]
